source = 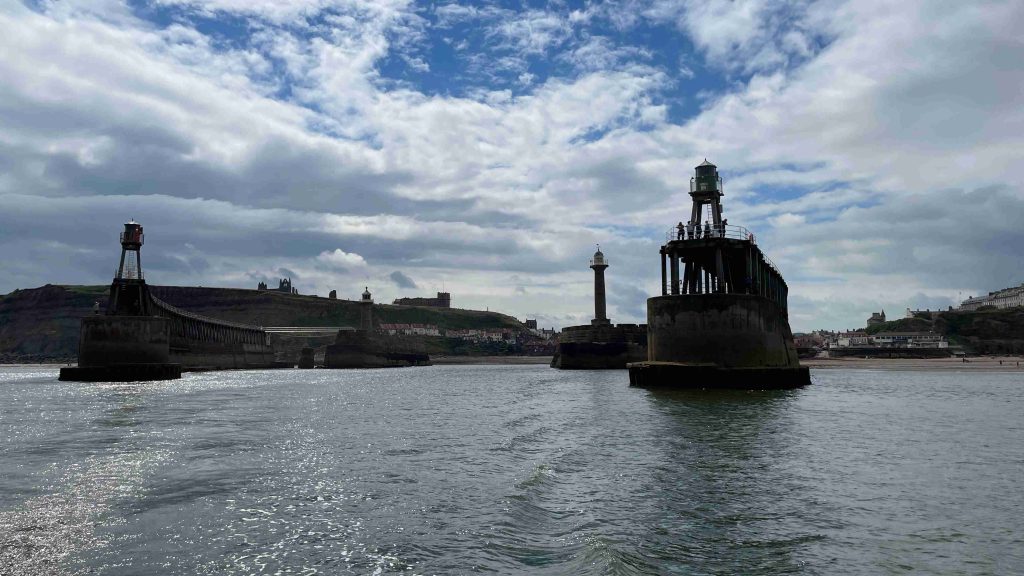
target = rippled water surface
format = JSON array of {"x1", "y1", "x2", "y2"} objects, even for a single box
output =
[{"x1": 1, "y1": 365, "x2": 1022, "y2": 575}]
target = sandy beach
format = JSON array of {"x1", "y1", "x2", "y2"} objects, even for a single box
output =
[{"x1": 802, "y1": 356, "x2": 1024, "y2": 371}]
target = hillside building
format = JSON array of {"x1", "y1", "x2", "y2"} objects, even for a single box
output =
[
  {"x1": 832, "y1": 331, "x2": 872, "y2": 348},
  {"x1": 827, "y1": 330, "x2": 947, "y2": 349},
  {"x1": 393, "y1": 292, "x2": 451, "y2": 308},
  {"x1": 378, "y1": 323, "x2": 441, "y2": 337},
  {"x1": 258, "y1": 278, "x2": 297, "y2": 294},
  {"x1": 905, "y1": 307, "x2": 955, "y2": 318},
  {"x1": 959, "y1": 283, "x2": 1024, "y2": 311},
  {"x1": 866, "y1": 310, "x2": 886, "y2": 327},
  {"x1": 872, "y1": 332, "x2": 948, "y2": 348}
]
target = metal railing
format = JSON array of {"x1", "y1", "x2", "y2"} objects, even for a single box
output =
[
  {"x1": 663, "y1": 223, "x2": 784, "y2": 278},
  {"x1": 150, "y1": 294, "x2": 265, "y2": 332},
  {"x1": 760, "y1": 250, "x2": 784, "y2": 280},
  {"x1": 665, "y1": 223, "x2": 756, "y2": 244},
  {"x1": 263, "y1": 326, "x2": 349, "y2": 334}
]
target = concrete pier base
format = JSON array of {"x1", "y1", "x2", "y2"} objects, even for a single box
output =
[
  {"x1": 323, "y1": 331, "x2": 431, "y2": 369},
  {"x1": 551, "y1": 323, "x2": 647, "y2": 369},
  {"x1": 298, "y1": 347, "x2": 315, "y2": 369},
  {"x1": 551, "y1": 341, "x2": 647, "y2": 369},
  {"x1": 62, "y1": 315, "x2": 182, "y2": 381},
  {"x1": 60, "y1": 363, "x2": 182, "y2": 382},
  {"x1": 634, "y1": 294, "x2": 809, "y2": 389},
  {"x1": 627, "y1": 362, "x2": 810, "y2": 389}
]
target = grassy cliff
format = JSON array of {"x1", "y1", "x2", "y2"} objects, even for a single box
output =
[
  {"x1": 0, "y1": 284, "x2": 529, "y2": 362},
  {"x1": 866, "y1": 308, "x2": 1024, "y2": 354}
]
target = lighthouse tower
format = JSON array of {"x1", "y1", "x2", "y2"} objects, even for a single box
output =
[
  {"x1": 689, "y1": 159, "x2": 724, "y2": 228},
  {"x1": 359, "y1": 287, "x2": 374, "y2": 331},
  {"x1": 60, "y1": 219, "x2": 181, "y2": 382},
  {"x1": 116, "y1": 220, "x2": 145, "y2": 280},
  {"x1": 590, "y1": 246, "x2": 610, "y2": 326},
  {"x1": 108, "y1": 220, "x2": 153, "y2": 316},
  {"x1": 629, "y1": 159, "x2": 809, "y2": 389}
]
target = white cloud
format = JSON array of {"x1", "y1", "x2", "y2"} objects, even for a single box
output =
[
  {"x1": 0, "y1": 0, "x2": 1021, "y2": 333},
  {"x1": 487, "y1": 9, "x2": 573, "y2": 55},
  {"x1": 316, "y1": 248, "x2": 367, "y2": 269},
  {"x1": 644, "y1": 0, "x2": 819, "y2": 74},
  {"x1": 152, "y1": 0, "x2": 415, "y2": 26},
  {"x1": 769, "y1": 213, "x2": 806, "y2": 229},
  {"x1": 558, "y1": 35, "x2": 653, "y2": 72}
]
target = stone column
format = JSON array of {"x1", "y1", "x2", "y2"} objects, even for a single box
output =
[
  {"x1": 592, "y1": 263, "x2": 609, "y2": 324},
  {"x1": 660, "y1": 250, "x2": 667, "y2": 296},
  {"x1": 670, "y1": 254, "x2": 680, "y2": 295}
]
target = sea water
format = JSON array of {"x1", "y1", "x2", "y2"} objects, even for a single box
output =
[{"x1": 1, "y1": 365, "x2": 1021, "y2": 574}]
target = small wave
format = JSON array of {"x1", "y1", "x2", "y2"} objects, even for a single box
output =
[{"x1": 515, "y1": 463, "x2": 556, "y2": 490}]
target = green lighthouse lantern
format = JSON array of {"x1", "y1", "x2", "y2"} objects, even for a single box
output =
[{"x1": 693, "y1": 159, "x2": 721, "y2": 193}]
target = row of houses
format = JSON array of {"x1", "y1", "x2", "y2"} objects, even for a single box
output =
[
  {"x1": 811, "y1": 330, "x2": 949, "y2": 349},
  {"x1": 377, "y1": 323, "x2": 518, "y2": 343},
  {"x1": 524, "y1": 319, "x2": 558, "y2": 340},
  {"x1": 960, "y1": 282, "x2": 1024, "y2": 311},
  {"x1": 446, "y1": 328, "x2": 518, "y2": 343},
  {"x1": 378, "y1": 323, "x2": 441, "y2": 337}
]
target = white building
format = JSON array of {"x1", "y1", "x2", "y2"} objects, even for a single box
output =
[
  {"x1": 960, "y1": 283, "x2": 1024, "y2": 311},
  {"x1": 828, "y1": 330, "x2": 948, "y2": 349},
  {"x1": 872, "y1": 332, "x2": 948, "y2": 348},
  {"x1": 378, "y1": 323, "x2": 441, "y2": 336},
  {"x1": 835, "y1": 334, "x2": 872, "y2": 347},
  {"x1": 444, "y1": 328, "x2": 517, "y2": 343}
]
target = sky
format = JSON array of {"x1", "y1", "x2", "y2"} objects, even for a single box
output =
[{"x1": 1, "y1": 0, "x2": 1022, "y2": 332}]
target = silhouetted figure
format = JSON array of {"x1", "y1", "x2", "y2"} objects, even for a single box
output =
[{"x1": 703, "y1": 222, "x2": 711, "y2": 238}]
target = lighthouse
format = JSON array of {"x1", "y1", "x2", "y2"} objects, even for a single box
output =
[
  {"x1": 551, "y1": 244, "x2": 648, "y2": 369},
  {"x1": 359, "y1": 287, "x2": 374, "y2": 331},
  {"x1": 117, "y1": 220, "x2": 145, "y2": 280},
  {"x1": 628, "y1": 160, "x2": 809, "y2": 389},
  {"x1": 590, "y1": 246, "x2": 610, "y2": 326},
  {"x1": 60, "y1": 220, "x2": 181, "y2": 382},
  {"x1": 107, "y1": 220, "x2": 153, "y2": 316}
]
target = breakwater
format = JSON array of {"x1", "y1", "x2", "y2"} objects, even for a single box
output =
[{"x1": 551, "y1": 324, "x2": 647, "y2": 369}]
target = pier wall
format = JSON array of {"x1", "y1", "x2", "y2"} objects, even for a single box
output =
[
  {"x1": 78, "y1": 316, "x2": 171, "y2": 366},
  {"x1": 558, "y1": 323, "x2": 647, "y2": 344},
  {"x1": 646, "y1": 294, "x2": 799, "y2": 368},
  {"x1": 552, "y1": 324, "x2": 648, "y2": 369},
  {"x1": 323, "y1": 331, "x2": 431, "y2": 368},
  {"x1": 168, "y1": 341, "x2": 277, "y2": 370},
  {"x1": 152, "y1": 294, "x2": 276, "y2": 370}
]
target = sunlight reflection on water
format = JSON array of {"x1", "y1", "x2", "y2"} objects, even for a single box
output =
[{"x1": 1, "y1": 365, "x2": 1022, "y2": 575}]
